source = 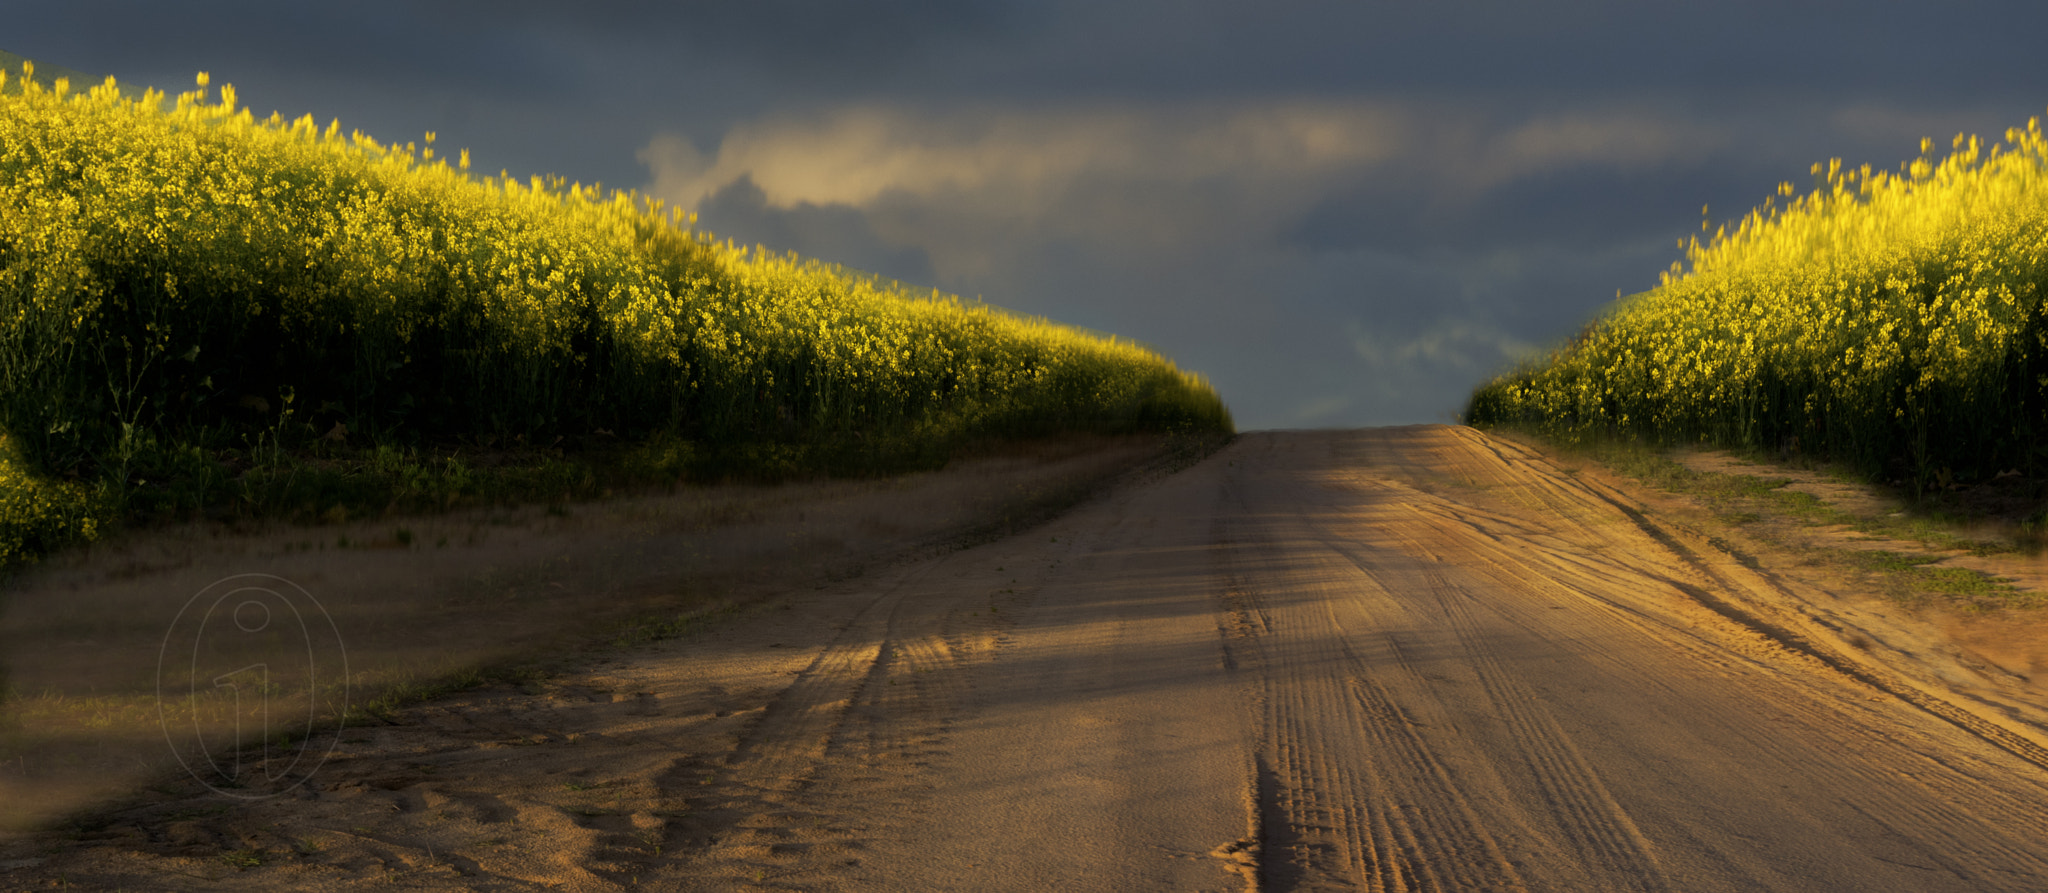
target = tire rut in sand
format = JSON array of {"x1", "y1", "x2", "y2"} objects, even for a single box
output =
[
  {"x1": 1217, "y1": 499, "x2": 1526, "y2": 893},
  {"x1": 623, "y1": 559, "x2": 961, "y2": 886},
  {"x1": 1327, "y1": 535, "x2": 1670, "y2": 892},
  {"x1": 1400, "y1": 427, "x2": 2048, "y2": 776},
  {"x1": 1366, "y1": 430, "x2": 2048, "y2": 887},
  {"x1": 1223, "y1": 428, "x2": 2048, "y2": 890}
]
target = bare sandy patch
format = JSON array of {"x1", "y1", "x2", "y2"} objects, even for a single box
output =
[{"x1": 0, "y1": 434, "x2": 1170, "y2": 836}]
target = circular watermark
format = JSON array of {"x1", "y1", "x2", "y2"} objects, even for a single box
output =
[{"x1": 155, "y1": 574, "x2": 349, "y2": 798}]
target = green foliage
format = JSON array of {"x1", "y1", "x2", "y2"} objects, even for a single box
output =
[
  {"x1": 0, "y1": 62, "x2": 1230, "y2": 564},
  {"x1": 0, "y1": 434, "x2": 102, "y2": 568},
  {"x1": 1468, "y1": 116, "x2": 2048, "y2": 492},
  {"x1": 218, "y1": 849, "x2": 266, "y2": 869}
]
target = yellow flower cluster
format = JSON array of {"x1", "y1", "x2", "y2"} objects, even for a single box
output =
[
  {"x1": 1468, "y1": 113, "x2": 2048, "y2": 485},
  {"x1": 0, "y1": 63, "x2": 1229, "y2": 509}
]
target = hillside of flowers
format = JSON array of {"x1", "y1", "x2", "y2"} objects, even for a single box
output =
[
  {"x1": 0, "y1": 62, "x2": 1230, "y2": 564},
  {"x1": 1468, "y1": 114, "x2": 2048, "y2": 490}
]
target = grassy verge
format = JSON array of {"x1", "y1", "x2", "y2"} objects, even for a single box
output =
[
  {"x1": 1493, "y1": 426, "x2": 2041, "y2": 611},
  {"x1": 65, "y1": 417, "x2": 1222, "y2": 549}
]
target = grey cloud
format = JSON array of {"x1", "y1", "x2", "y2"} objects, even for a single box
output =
[
  {"x1": 411, "y1": 0, "x2": 1020, "y2": 90},
  {"x1": 22, "y1": 2, "x2": 2048, "y2": 111},
  {"x1": 1285, "y1": 163, "x2": 1759, "y2": 254},
  {"x1": 695, "y1": 177, "x2": 938, "y2": 289},
  {"x1": 998, "y1": 0, "x2": 2048, "y2": 103},
  {"x1": 12, "y1": 2, "x2": 560, "y2": 97}
]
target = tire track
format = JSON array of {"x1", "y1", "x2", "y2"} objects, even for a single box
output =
[
  {"x1": 1231, "y1": 427, "x2": 2048, "y2": 891},
  {"x1": 1217, "y1": 477, "x2": 1527, "y2": 892},
  {"x1": 1381, "y1": 430, "x2": 2048, "y2": 887},
  {"x1": 1369, "y1": 545, "x2": 1668, "y2": 892},
  {"x1": 723, "y1": 559, "x2": 945, "y2": 784},
  {"x1": 1434, "y1": 435, "x2": 2048, "y2": 776},
  {"x1": 1308, "y1": 514, "x2": 1669, "y2": 892},
  {"x1": 623, "y1": 559, "x2": 956, "y2": 886}
]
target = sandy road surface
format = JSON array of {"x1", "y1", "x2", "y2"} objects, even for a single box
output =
[{"x1": 11, "y1": 426, "x2": 2048, "y2": 890}]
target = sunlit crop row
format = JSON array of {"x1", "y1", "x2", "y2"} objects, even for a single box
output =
[
  {"x1": 1468, "y1": 112, "x2": 2048, "y2": 486},
  {"x1": 0, "y1": 61, "x2": 1228, "y2": 555}
]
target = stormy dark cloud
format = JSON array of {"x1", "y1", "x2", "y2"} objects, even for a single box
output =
[
  {"x1": 697, "y1": 177, "x2": 940, "y2": 288},
  {"x1": 9, "y1": 2, "x2": 2048, "y2": 427}
]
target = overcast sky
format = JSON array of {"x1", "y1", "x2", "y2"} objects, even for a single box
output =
[{"x1": 12, "y1": 2, "x2": 2048, "y2": 428}]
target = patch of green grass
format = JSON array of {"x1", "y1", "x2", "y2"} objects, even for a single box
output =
[
  {"x1": 218, "y1": 848, "x2": 266, "y2": 869},
  {"x1": 1539, "y1": 430, "x2": 2006, "y2": 551},
  {"x1": 1845, "y1": 549, "x2": 2034, "y2": 607},
  {"x1": 1917, "y1": 566, "x2": 2024, "y2": 600},
  {"x1": 1846, "y1": 549, "x2": 1941, "y2": 573},
  {"x1": 340, "y1": 666, "x2": 492, "y2": 726},
  {"x1": 605, "y1": 600, "x2": 748, "y2": 650},
  {"x1": 1849, "y1": 510, "x2": 2016, "y2": 556}
]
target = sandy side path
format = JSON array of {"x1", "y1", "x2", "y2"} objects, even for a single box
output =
[{"x1": 11, "y1": 426, "x2": 2048, "y2": 891}]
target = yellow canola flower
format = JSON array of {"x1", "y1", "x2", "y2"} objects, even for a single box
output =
[
  {"x1": 0, "y1": 60, "x2": 1230, "y2": 552},
  {"x1": 1469, "y1": 108, "x2": 2048, "y2": 485}
]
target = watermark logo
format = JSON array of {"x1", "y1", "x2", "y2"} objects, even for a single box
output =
[{"x1": 155, "y1": 574, "x2": 349, "y2": 798}]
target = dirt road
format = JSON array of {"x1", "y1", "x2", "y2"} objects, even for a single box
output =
[{"x1": 11, "y1": 426, "x2": 2048, "y2": 891}]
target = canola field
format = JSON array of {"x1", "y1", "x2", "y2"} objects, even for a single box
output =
[
  {"x1": 0, "y1": 63, "x2": 1229, "y2": 564},
  {"x1": 1468, "y1": 114, "x2": 2048, "y2": 490}
]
